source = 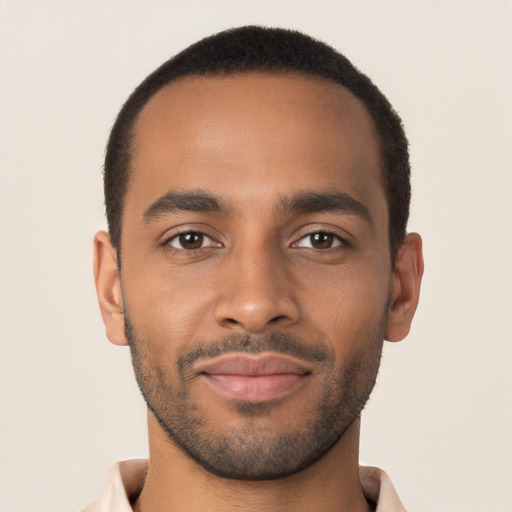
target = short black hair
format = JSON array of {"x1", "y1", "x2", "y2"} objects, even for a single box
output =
[{"x1": 104, "y1": 25, "x2": 410, "y2": 263}]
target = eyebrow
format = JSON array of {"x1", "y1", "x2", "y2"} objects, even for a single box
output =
[
  {"x1": 143, "y1": 190, "x2": 227, "y2": 222},
  {"x1": 142, "y1": 189, "x2": 371, "y2": 224},
  {"x1": 280, "y1": 191, "x2": 371, "y2": 223}
]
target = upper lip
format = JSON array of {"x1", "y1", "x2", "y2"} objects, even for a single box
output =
[{"x1": 194, "y1": 352, "x2": 312, "y2": 376}]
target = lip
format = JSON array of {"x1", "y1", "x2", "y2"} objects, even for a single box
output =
[{"x1": 195, "y1": 353, "x2": 312, "y2": 402}]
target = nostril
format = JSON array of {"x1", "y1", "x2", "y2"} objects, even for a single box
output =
[{"x1": 221, "y1": 315, "x2": 286, "y2": 329}]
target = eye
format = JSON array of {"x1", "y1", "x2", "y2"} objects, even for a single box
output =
[
  {"x1": 167, "y1": 231, "x2": 218, "y2": 251},
  {"x1": 295, "y1": 231, "x2": 343, "y2": 250}
]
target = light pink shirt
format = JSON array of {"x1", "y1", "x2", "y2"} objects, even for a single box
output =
[{"x1": 83, "y1": 460, "x2": 406, "y2": 511}]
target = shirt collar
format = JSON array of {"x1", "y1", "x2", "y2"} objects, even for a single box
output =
[{"x1": 83, "y1": 460, "x2": 406, "y2": 511}]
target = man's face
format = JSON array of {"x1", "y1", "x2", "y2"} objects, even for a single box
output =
[{"x1": 118, "y1": 73, "x2": 393, "y2": 479}]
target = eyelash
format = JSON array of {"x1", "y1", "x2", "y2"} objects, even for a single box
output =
[
  {"x1": 162, "y1": 228, "x2": 350, "y2": 254},
  {"x1": 163, "y1": 230, "x2": 220, "y2": 253},
  {"x1": 292, "y1": 229, "x2": 350, "y2": 251}
]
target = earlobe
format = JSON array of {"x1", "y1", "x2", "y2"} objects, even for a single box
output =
[
  {"x1": 385, "y1": 233, "x2": 424, "y2": 342},
  {"x1": 93, "y1": 231, "x2": 128, "y2": 346}
]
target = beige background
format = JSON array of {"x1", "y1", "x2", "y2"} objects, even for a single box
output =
[{"x1": 1, "y1": 1, "x2": 511, "y2": 511}]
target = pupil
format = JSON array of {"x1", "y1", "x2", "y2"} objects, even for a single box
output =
[
  {"x1": 311, "y1": 233, "x2": 333, "y2": 249},
  {"x1": 180, "y1": 232, "x2": 203, "y2": 249}
]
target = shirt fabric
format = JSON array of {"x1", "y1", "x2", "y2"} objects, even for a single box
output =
[{"x1": 83, "y1": 459, "x2": 406, "y2": 511}]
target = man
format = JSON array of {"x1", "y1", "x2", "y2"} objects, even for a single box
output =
[{"x1": 87, "y1": 26, "x2": 423, "y2": 511}]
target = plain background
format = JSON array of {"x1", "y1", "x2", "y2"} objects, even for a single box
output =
[{"x1": 1, "y1": 1, "x2": 511, "y2": 511}]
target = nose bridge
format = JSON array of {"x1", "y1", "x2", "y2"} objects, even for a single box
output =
[{"x1": 214, "y1": 235, "x2": 299, "y2": 332}]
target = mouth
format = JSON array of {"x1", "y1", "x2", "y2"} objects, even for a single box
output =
[{"x1": 195, "y1": 352, "x2": 312, "y2": 402}]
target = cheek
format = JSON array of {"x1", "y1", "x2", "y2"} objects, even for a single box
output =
[
  {"x1": 123, "y1": 267, "x2": 218, "y2": 353},
  {"x1": 297, "y1": 261, "x2": 390, "y2": 346}
]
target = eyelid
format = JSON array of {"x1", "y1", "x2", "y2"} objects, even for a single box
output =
[
  {"x1": 290, "y1": 225, "x2": 353, "y2": 248},
  {"x1": 294, "y1": 232, "x2": 343, "y2": 249},
  {"x1": 168, "y1": 232, "x2": 217, "y2": 249},
  {"x1": 160, "y1": 226, "x2": 223, "y2": 250}
]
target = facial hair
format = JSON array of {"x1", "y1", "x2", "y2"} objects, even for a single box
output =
[{"x1": 125, "y1": 312, "x2": 384, "y2": 481}]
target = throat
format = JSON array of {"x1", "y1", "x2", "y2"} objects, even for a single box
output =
[{"x1": 136, "y1": 412, "x2": 371, "y2": 512}]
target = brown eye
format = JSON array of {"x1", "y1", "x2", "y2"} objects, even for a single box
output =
[
  {"x1": 168, "y1": 232, "x2": 211, "y2": 250},
  {"x1": 179, "y1": 232, "x2": 203, "y2": 249},
  {"x1": 295, "y1": 231, "x2": 343, "y2": 250},
  {"x1": 310, "y1": 232, "x2": 334, "y2": 249}
]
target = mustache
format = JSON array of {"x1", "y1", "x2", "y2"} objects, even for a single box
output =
[{"x1": 177, "y1": 332, "x2": 332, "y2": 374}]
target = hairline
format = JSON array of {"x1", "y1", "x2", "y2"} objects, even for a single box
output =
[{"x1": 117, "y1": 69, "x2": 391, "y2": 263}]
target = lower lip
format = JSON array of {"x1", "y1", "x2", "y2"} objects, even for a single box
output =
[{"x1": 203, "y1": 373, "x2": 307, "y2": 402}]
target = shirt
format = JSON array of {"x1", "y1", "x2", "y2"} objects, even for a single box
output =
[{"x1": 83, "y1": 459, "x2": 407, "y2": 511}]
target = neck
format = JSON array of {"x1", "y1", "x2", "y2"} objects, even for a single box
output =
[{"x1": 133, "y1": 412, "x2": 371, "y2": 512}]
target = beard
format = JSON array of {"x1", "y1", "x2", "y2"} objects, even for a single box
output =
[{"x1": 125, "y1": 311, "x2": 385, "y2": 481}]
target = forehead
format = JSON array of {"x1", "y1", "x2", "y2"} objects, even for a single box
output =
[{"x1": 127, "y1": 72, "x2": 384, "y2": 219}]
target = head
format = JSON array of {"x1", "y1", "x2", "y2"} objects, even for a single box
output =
[
  {"x1": 104, "y1": 26, "x2": 411, "y2": 265},
  {"x1": 94, "y1": 27, "x2": 423, "y2": 481}
]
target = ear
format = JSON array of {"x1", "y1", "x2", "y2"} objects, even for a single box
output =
[
  {"x1": 385, "y1": 233, "x2": 424, "y2": 342},
  {"x1": 93, "y1": 231, "x2": 128, "y2": 346}
]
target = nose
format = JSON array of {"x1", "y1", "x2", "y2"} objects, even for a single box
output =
[{"x1": 214, "y1": 244, "x2": 300, "y2": 333}]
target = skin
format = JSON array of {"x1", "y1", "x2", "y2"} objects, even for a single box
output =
[{"x1": 94, "y1": 72, "x2": 423, "y2": 512}]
